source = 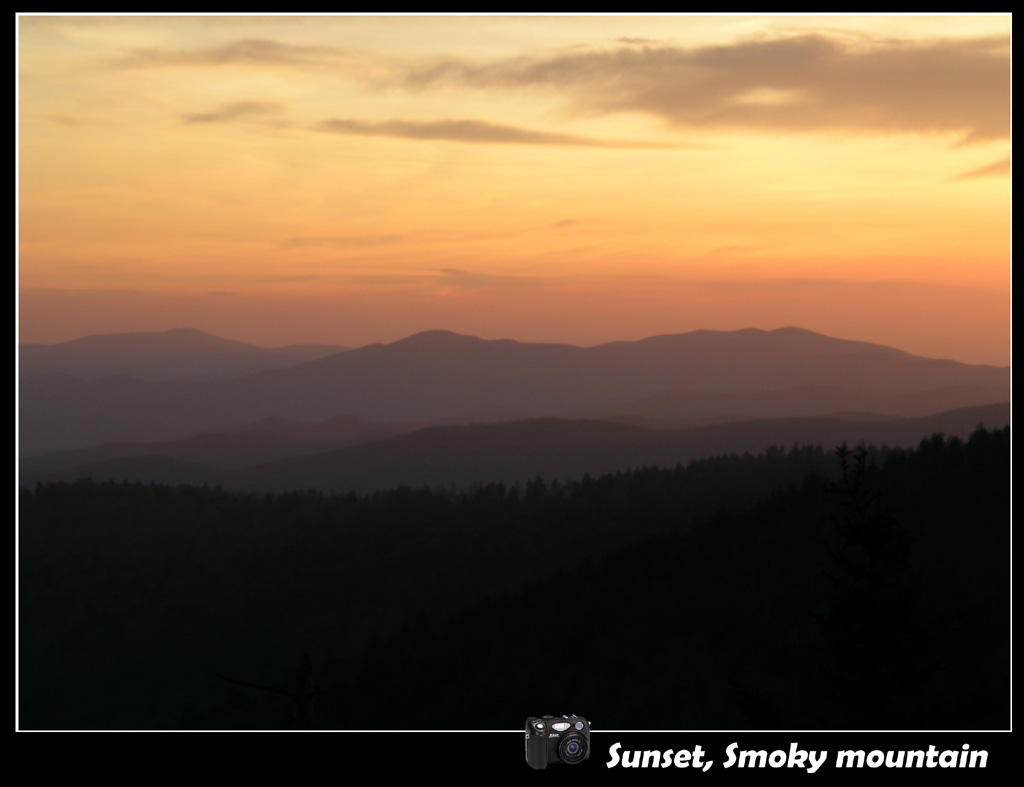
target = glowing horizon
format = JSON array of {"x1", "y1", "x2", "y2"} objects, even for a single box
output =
[{"x1": 17, "y1": 14, "x2": 1011, "y2": 366}]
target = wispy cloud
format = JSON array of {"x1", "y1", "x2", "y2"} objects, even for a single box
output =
[
  {"x1": 952, "y1": 156, "x2": 1011, "y2": 180},
  {"x1": 431, "y1": 268, "x2": 544, "y2": 290},
  {"x1": 47, "y1": 114, "x2": 89, "y2": 128},
  {"x1": 347, "y1": 270, "x2": 983, "y2": 297},
  {"x1": 207, "y1": 291, "x2": 238, "y2": 296},
  {"x1": 616, "y1": 36, "x2": 664, "y2": 45},
  {"x1": 181, "y1": 101, "x2": 285, "y2": 125},
  {"x1": 668, "y1": 277, "x2": 1003, "y2": 296},
  {"x1": 396, "y1": 33, "x2": 1009, "y2": 143},
  {"x1": 114, "y1": 38, "x2": 350, "y2": 69},
  {"x1": 261, "y1": 274, "x2": 326, "y2": 283},
  {"x1": 352, "y1": 268, "x2": 549, "y2": 290},
  {"x1": 281, "y1": 234, "x2": 407, "y2": 250},
  {"x1": 21, "y1": 287, "x2": 149, "y2": 297},
  {"x1": 110, "y1": 31, "x2": 1007, "y2": 143},
  {"x1": 283, "y1": 220, "x2": 590, "y2": 251},
  {"x1": 315, "y1": 117, "x2": 690, "y2": 149}
]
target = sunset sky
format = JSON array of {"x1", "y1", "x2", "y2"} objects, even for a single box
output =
[{"x1": 17, "y1": 14, "x2": 1011, "y2": 365}]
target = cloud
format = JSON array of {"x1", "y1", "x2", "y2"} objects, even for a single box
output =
[
  {"x1": 181, "y1": 101, "x2": 285, "y2": 124},
  {"x1": 21, "y1": 287, "x2": 148, "y2": 297},
  {"x1": 47, "y1": 114, "x2": 88, "y2": 128},
  {"x1": 952, "y1": 156, "x2": 1011, "y2": 180},
  {"x1": 315, "y1": 117, "x2": 688, "y2": 149},
  {"x1": 352, "y1": 268, "x2": 547, "y2": 290},
  {"x1": 431, "y1": 268, "x2": 543, "y2": 290},
  {"x1": 115, "y1": 38, "x2": 350, "y2": 68},
  {"x1": 348, "y1": 270, "x2": 980, "y2": 298},
  {"x1": 207, "y1": 291, "x2": 237, "y2": 297},
  {"x1": 283, "y1": 221, "x2": 590, "y2": 252},
  {"x1": 262, "y1": 274, "x2": 326, "y2": 283},
  {"x1": 396, "y1": 33, "x2": 1009, "y2": 143},
  {"x1": 616, "y1": 37, "x2": 665, "y2": 45},
  {"x1": 281, "y1": 234, "x2": 407, "y2": 250},
  {"x1": 668, "y1": 277, "x2": 1002, "y2": 297}
]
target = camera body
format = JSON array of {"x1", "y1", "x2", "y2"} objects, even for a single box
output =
[{"x1": 525, "y1": 715, "x2": 591, "y2": 769}]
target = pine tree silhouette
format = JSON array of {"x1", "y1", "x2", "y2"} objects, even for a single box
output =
[{"x1": 819, "y1": 444, "x2": 931, "y2": 728}]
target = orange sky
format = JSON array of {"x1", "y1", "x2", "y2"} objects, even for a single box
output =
[{"x1": 17, "y1": 15, "x2": 1011, "y2": 365}]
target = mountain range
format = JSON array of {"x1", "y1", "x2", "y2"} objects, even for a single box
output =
[
  {"x1": 19, "y1": 327, "x2": 349, "y2": 381},
  {"x1": 19, "y1": 326, "x2": 1008, "y2": 457},
  {"x1": 19, "y1": 403, "x2": 1009, "y2": 494}
]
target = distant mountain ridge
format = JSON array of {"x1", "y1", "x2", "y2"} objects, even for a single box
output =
[
  {"x1": 20, "y1": 414, "x2": 414, "y2": 472},
  {"x1": 18, "y1": 326, "x2": 1009, "y2": 455},
  {"x1": 19, "y1": 403, "x2": 1010, "y2": 494},
  {"x1": 19, "y1": 327, "x2": 350, "y2": 381}
]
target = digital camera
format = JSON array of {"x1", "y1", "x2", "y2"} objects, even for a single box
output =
[{"x1": 525, "y1": 715, "x2": 590, "y2": 769}]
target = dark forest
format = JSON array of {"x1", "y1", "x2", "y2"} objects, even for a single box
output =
[{"x1": 19, "y1": 427, "x2": 1008, "y2": 730}]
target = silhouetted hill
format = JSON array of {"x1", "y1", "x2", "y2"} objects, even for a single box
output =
[
  {"x1": 221, "y1": 413, "x2": 418, "y2": 444},
  {"x1": 20, "y1": 415, "x2": 415, "y2": 472},
  {"x1": 273, "y1": 343, "x2": 352, "y2": 364},
  {"x1": 18, "y1": 437, "x2": 847, "y2": 729},
  {"x1": 326, "y1": 428, "x2": 1009, "y2": 730},
  {"x1": 578, "y1": 383, "x2": 1010, "y2": 423},
  {"x1": 19, "y1": 327, "x2": 349, "y2": 381},
  {"x1": 19, "y1": 327, "x2": 1008, "y2": 454},
  {"x1": 19, "y1": 427, "x2": 1009, "y2": 729},
  {"x1": 21, "y1": 403, "x2": 1008, "y2": 494}
]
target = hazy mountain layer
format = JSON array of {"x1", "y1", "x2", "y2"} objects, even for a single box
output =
[
  {"x1": 18, "y1": 327, "x2": 1009, "y2": 455},
  {"x1": 19, "y1": 327, "x2": 349, "y2": 381},
  {"x1": 20, "y1": 415, "x2": 414, "y2": 472},
  {"x1": 20, "y1": 403, "x2": 1009, "y2": 495}
]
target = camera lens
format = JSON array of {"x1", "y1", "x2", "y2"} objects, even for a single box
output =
[{"x1": 558, "y1": 732, "x2": 588, "y2": 764}]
